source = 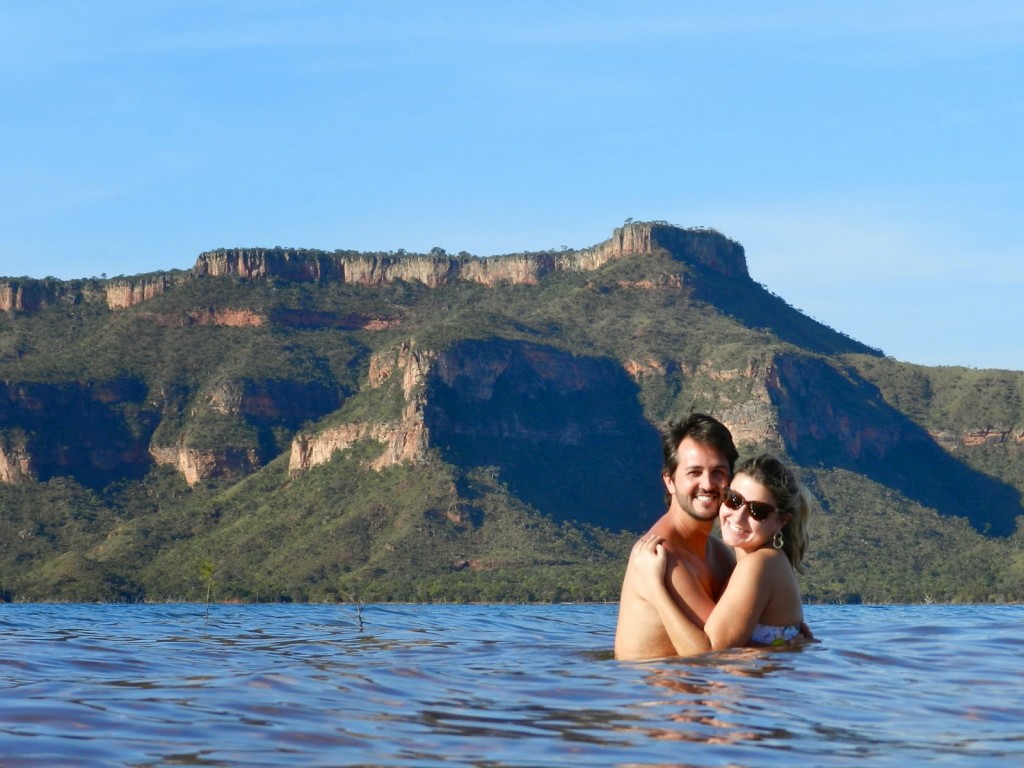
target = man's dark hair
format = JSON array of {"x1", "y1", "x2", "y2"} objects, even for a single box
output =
[{"x1": 661, "y1": 412, "x2": 738, "y2": 477}]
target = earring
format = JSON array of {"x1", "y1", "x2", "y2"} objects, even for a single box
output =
[{"x1": 772, "y1": 530, "x2": 784, "y2": 550}]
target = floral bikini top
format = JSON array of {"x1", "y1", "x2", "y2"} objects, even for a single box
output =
[{"x1": 750, "y1": 623, "x2": 801, "y2": 647}]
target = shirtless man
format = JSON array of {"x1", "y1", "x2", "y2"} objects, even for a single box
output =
[{"x1": 614, "y1": 413, "x2": 738, "y2": 661}]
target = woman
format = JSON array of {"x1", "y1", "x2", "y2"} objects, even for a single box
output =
[{"x1": 633, "y1": 453, "x2": 811, "y2": 652}]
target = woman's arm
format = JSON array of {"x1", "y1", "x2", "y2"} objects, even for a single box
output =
[
  {"x1": 701, "y1": 553, "x2": 773, "y2": 649},
  {"x1": 633, "y1": 538, "x2": 774, "y2": 652}
]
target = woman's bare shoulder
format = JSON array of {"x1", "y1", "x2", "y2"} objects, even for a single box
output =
[{"x1": 735, "y1": 547, "x2": 790, "y2": 575}]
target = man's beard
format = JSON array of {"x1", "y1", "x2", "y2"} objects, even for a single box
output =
[{"x1": 678, "y1": 489, "x2": 720, "y2": 522}]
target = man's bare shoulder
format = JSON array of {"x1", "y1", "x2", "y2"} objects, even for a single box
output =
[
  {"x1": 704, "y1": 535, "x2": 735, "y2": 599},
  {"x1": 614, "y1": 541, "x2": 677, "y2": 660},
  {"x1": 707, "y1": 535, "x2": 736, "y2": 569}
]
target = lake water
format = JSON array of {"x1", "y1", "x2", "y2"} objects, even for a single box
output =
[{"x1": 0, "y1": 603, "x2": 1021, "y2": 767}]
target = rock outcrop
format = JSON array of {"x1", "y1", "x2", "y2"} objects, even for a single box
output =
[
  {"x1": 288, "y1": 415, "x2": 426, "y2": 475},
  {"x1": 418, "y1": 338, "x2": 666, "y2": 529},
  {"x1": 104, "y1": 275, "x2": 180, "y2": 309},
  {"x1": 192, "y1": 222, "x2": 747, "y2": 290},
  {"x1": 150, "y1": 444, "x2": 262, "y2": 486},
  {"x1": 0, "y1": 281, "x2": 49, "y2": 313},
  {"x1": 289, "y1": 341, "x2": 434, "y2": 476},
  {"x1": 0, "y1": 436, "x2": 34, "y2": 483},
  {"x1": 1, "y1": 274, "x2": 191, "y2": 313},
  {"x1": 2, "y1": 222, "x2": 744, "y2": 314},
  {"x1": 0, "y1": 279, "x2": 97, "y2": 313},
  {"x1": 930, "y1": 426, "x2": 1024, "y2": 450},
  {"x1": 576, "y1": 223, "x2": 748, "y2": 278},
  {"x1": 0, "y1": 372, "x2": 344, "y2": 487}
]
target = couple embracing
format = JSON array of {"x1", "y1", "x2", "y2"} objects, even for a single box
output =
[{"x1": 615, "y1": 413, "x2": 813, "y2": 661}]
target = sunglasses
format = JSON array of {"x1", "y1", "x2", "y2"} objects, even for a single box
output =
[{"x1": 722, "y1": 487, "x2": 776, "y2": 522}]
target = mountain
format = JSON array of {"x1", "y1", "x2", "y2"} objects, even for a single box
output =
[{"x1": 1, "y1": 221, "x2": 1022, "y2": 603}]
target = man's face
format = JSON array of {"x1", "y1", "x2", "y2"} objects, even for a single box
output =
[{"x1": 663, "y1": 436, "x2": 731, "y2": 522}]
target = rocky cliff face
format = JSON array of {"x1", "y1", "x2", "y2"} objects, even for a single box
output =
[
  {"x1": 763, "y1": 353, "x2": 1018, "y2": 535},
  {"x1": 421, "y1": 339, "x2": 666, "y2": 528},
  {"x1": 286, "y1": 337, "x2": 669, "y2": 529},
  {"x1": 192, "y1": 222, "x2": 747, "y2": 291},
  {"x1": 288, "y1": 416, "x2": 426, "y2": 476},
  {"x1": 145, "y1": 308, "x2": 264, "y2": 327},
  {"x1": 104, "y1": 275, "x2": 180, "y2": 309},
  {"x1": 576, "y1": 223, "x2": 749, "y2": 279},
  {"x1": 1, "y1": 274, "x2": 189, "y2": 313},
  {"x1": 930, "y1": 426, "x2": 1024, "y2": 449},
  {"x1": 147, "y1": 376, "x2": 344, "y2": 486},
  {"x1": 288, "y1": 335, "x2": 671, "y2": 528},
  {"x1": 0, "y1": 433, "x2": 34, "y2": 483},
  {"x1": 1, "y1": 222, "x2": 745, "y2": 314},
  {"x1": 0, "y1": 372, "x2": 343, "y2": 488},
  {"x1": 290, "y1": 340, "x2": 781, "y2": 491},
  {"x1": 0, "y1": 281, "x2": 49, "y2": 313},
  {"x1": 708, "y1": 360, "x2": 783, "y2": 448},
  {"x1": 0, "y1": 279, "x2": 97, "y2": 312},
  {"x1": 766, "y1": 355, "x2": 903, "y2": 462},
  {"x1": 150, "y1": 444, "x2": 262, "y2": 486},
  {"x1": 289, "y1": 341, "x2": 433, "y2": 476}
]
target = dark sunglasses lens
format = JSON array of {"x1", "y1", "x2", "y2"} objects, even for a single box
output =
[
  {"x1": 724, "y1": 489, "x2": 776, "y2": 520},
  {"x1": 723, "y1": 489, "x2": 742, "y2": 510}
]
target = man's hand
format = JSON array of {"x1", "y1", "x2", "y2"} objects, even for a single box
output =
[{"x1": 793, "y1": 621, "x2": 818, "y2": 645}]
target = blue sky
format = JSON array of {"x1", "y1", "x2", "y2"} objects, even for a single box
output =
[{"x1": 2, "y1": 1, "x2": 1022, "y2": 370}]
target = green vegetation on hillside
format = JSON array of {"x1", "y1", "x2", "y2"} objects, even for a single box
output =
[{"x1": 1, "y1": 229, "x2": 1022, "y2": 603}]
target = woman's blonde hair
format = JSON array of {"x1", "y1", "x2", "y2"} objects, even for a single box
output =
[{"x1": 734, "y1": 454, "x2": 811, "y2": 573}]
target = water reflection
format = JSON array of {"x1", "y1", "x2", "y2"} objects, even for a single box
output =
[{"x1": 619, "y1": 647, "x2": 802, "y2": 749}]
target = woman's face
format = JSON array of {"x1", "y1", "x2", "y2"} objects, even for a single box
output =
[{"x1": 719, "y1": 472, "x2": 788, "y2": 552}]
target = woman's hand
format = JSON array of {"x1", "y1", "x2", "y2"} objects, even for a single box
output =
[{"x1": 631, "y1": 534, "x2": 667, "y2": 601}]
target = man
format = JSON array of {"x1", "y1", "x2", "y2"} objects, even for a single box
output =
[{"x1": 614, "y1": 413, "x2": 739, "y2": 660}]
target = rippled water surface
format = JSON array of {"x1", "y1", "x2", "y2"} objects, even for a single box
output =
[{"x1": 0, "y1": 603, "x2": 1022, "y2": 766}]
